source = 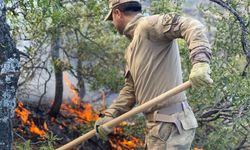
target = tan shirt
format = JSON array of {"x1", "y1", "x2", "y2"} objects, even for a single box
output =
[{"x1": 105, "y1": 13, "x2": 211, "y2": 117}]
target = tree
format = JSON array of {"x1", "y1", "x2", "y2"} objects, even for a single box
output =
[
  {"x1": 4, "y1": 0, "x2": 126, "y2": 117},
  {"x1": 49, "y1": 26, "x2": 63, "y2": 117},
  {"x1": 191, "y1": 1, "x2": 250, "y2": 148},
  {"x1": 0, "y1": 0, "x2": 20, "y2": 149}
]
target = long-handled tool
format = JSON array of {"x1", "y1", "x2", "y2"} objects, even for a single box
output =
[{"x1": 56, "y1": 80, "x2": 192, "y2": 150}]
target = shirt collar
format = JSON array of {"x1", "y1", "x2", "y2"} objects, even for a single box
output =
[{"x1": 123, "y1": 13, "x2": 144, "y2": 39}]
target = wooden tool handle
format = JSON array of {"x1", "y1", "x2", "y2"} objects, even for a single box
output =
[{"x1": 56, "y1": 81, "x2": 192, "y2": 150}]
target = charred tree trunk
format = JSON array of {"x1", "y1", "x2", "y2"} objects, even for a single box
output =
[
  {"x1": 0, "y1": 1, "x2": 20, "y2": 150},
  {"x1": 49, "y1": 28, "x2": 63, "y2": 118}
]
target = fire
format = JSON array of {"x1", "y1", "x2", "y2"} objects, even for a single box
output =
[
  {"x1": 83, "y1": 103, "x2": 98, "y2": 121},
  {"x1": 15, "y1": 96, "x2": 98, "y2": 138},
  {"x1": 109, "y1": 136, "x2": 144, "y2": 150},
  {"x1": 63, "y1": 72, "x2": 144, "y2": 149},
  {"x1": 43, "y1": 122, "x2": 49, "y2": 131},
  {"x1": 30, "y1": 121, "x2": 46, "y2": 137},
  {"x1": 60, "y1": 103, "x2": 98, "y2": 123},
  {"x1": 64, "y1": 73, "x2": 81, "y2": 105},
  {"x1": 15, "y1": 101, "x2": 48, "y2": 137},
  {"x1": 15, "y1": 101, "x2": 31, "y2": 125},
  {"x1": 109, "y1": 127, "x2": 144, "y2": 150},
  {"x1": 15, "y1": 72, "x2": 144, "y2": 149},
  {"x1": 120, "y1": 137, "x2": 143, "y2": 148},
  {"x1": 61, "y1": 72, "x2": 99, "y2": 123},
  {"x1": 194, "y1": 147, "x2": 204, "y2": 150}
]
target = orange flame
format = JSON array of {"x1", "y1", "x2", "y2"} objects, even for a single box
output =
[
  {"x1": 15, "y1": 101, "x2": 48, "y2": 137},
  {"x1": 109, "y1": 136, "x2": 144, "y2": 150},
  {"x1": 43, "y1": 122, "x2": 49, "y2": 131},
  {"x1": 63, "y1": 72, "x2": 144, "y2": 149},
  {"x1": 109, "y1": 127, "x2": 144, "y2": 149},
  {"x1": 64, "y1": 73, "x2": 80, "y2": 105},
  {"x1": 30, "y1": 121, "x2": 46, "y2": 137},
  {"x1": 82, "y1": 103, "x2": 98, "y2": 121},
  {"x1": 15, "y1": 101, "x2": 31, "y2": 125},
  {"x1": 62, "y1": 72, "x2": 98, "y2": 123},
  {"x1": 16, "y1": 72, "x2": 144, "y2": 149},
  {"x1": 194, "y1": 147, "x2": 204, "y2": 150}
]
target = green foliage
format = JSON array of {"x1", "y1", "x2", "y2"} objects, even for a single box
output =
[
  {"x1": 189, "y1": 0, "x2": 250, "y2": 149},
  {"x1": 16, "y1": 140, "x2": 32, "y2": 150},
  {"x1": 79, "y1": 121, "x2": 95, "y2": 134},
  {"x1": 91, "y1": 66, "x2": 124, "y2": 92},
  {"x1": 150, "y1": 0, "x2": 184, "y2": 14},
  {"x1": 39, "y1": 132, "x2": 61, "y2": 150},
  {"x1": 151, "y1": 0, "x2": 250, "y2": 148},
  {"x1": 16, "y1": 132, "x2": 61, "y2": 150},
  {"x1": 121, "y1": 115, "x2": 146, "y2": 139},
  {"x1": 60, "y1": 0, "x2": 127, "y2": 91},
  {"x1": 5, "y1": 0, "x2": 127, "y2": 94},
  {"x1": 51, "y1": 59, "x2": 72, "y2": 72},
  {"x1": 5, "y1": 0, "x2": 250, "y2": 149}
]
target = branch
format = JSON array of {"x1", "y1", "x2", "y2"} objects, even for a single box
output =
[
  {"x1": 14, "y1": 132, "x2": 26, "y2": 142},
  {"x1": 242, "y1": 59, "x2": 250, "y2": 76},
  {"x1": 36, "y1": 64, "x2": 52, "y2": 110},
  {"x1": 234, "y1": 134, "x2": 248, "y2": 150},
  {"x1": 209, "y1": 0, "x2": 250, "y2": 75},
  {"x1": 5, "y1": 1, "x2": 19, "y2": 16},
  {"x1": 209, "y1": 0, "x2": 248, "y2": 54}
]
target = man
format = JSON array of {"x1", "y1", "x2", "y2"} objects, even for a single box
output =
[{"x1": 95, "y1": 0, "x2": 213, "y2": 149}]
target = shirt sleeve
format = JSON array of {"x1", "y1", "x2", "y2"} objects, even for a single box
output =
[
  {"x1": 160, "y1": 13, "x2": 212, "y2": 64},
  {"x1": 104, "y1": 70, "x2": 136, "y2": 117}
]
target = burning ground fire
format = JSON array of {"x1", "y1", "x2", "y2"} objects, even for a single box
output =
[
  {"x1": 15, "y1": 72, "x2": 145, "y2": 149},
  {"x1": 109, "y1": 127, "x2": 144, "y2": 150},
  {"x1": 15, "y1": 101, "x2": 48, "y2": 137}
]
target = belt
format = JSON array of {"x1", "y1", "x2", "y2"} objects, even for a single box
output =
[
  {"x1": 158, "y1": 101, "x2": 190, "y2": 115},
  {"x1": 145, "y1": 101, "x2": 190, "y2": 134}
]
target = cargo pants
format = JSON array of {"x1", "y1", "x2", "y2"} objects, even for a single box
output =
[{"x1": 144, "y1": 107, "x2": 197, "y2": 150}]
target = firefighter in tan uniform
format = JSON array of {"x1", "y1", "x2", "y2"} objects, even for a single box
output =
[{"x1": 95, "y1": 0, "x2": 213, "y2": 149}]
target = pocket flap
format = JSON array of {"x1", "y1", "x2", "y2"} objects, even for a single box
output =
[{"x1": 179, "y1": 108, "x2": 198, "y2": 130}]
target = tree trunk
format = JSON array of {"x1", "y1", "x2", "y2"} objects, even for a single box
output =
[
  {"x1": 76, "y1": 60, "x2": 86, "y2": 99},
  {"x1": 49, "y1": 28, "x2": 63, "y2": 118},
  {"x1": 0, "y1": 1, "x2": 20, "y2": 149},
  {"x1": 75, "y1": 30, "x2": 86, "y2": 99}
]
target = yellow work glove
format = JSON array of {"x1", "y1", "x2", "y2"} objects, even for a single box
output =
[
  {"x1": 189, "y1": 62, "x2": 213, "y2": 88},
  {"x1": 94, "y1": 116, "x2": 113, "y2": 141}
]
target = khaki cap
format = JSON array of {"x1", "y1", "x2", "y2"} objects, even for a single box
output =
[{"x1": 105, "y1": 0, "x2": 141, "y2": 21}]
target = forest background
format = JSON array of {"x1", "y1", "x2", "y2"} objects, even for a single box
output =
[{"x1": 0, "y1": 0, "x2": 250, "y2": 149}]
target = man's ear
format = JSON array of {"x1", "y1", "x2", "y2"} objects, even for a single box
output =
[{"x1": 113, "y1": 9, "x2": 122, "y2": 18}]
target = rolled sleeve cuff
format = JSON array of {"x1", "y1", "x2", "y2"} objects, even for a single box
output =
[
  {"x1": 104, "y1": 108, "x2": 121, "y2": 118},
  {"x1": 190, "y1": 46, "x2": 212, "y2": 65}
]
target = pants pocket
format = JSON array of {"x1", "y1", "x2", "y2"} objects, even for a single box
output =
[{"x1": 148, "y1": 122, "x2": 174, "y2": 142}]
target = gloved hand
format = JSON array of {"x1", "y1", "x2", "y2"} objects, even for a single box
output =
[
  {"x1": 94, "y1": 116, "x2": 114, "y2": 141},
  {"x1": 189, "y1": 62, "x2": 213, "y2": 88}
]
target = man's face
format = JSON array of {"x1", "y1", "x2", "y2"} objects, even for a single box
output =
[{"x1": 111, "y1": 9, "x2": 125, "y2": 35}]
